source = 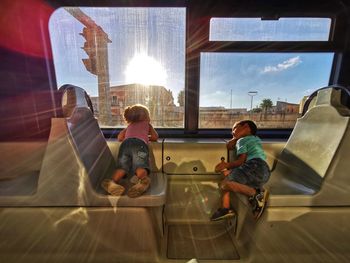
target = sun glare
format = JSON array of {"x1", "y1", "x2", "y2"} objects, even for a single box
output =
[{"x1": 125, "y1": 54, "x2": 167, "y2": 86}]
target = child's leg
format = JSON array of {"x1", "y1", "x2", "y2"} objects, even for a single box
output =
[
  {"x1": 221, "y1": 176, "x2": 269, "y2": 219},
  {"x1": 220, "y1": 180, "x2": 256, "y2": 208},
  {"x1": 129, "y1": 167, "x2": 149, "y2": 184},
  {"x1": 127, "y1": 139, "x2": 151, "y2": 197},
  {"x1": 135, "y1": 167, "x2": 148, "y2": 179},
  {"x1": 112, "y1": 169, "x2": 126, "y2": 182},
  {"x1": 222, "y1": 191, "x2": 231, "y2": 209},
  {"x1": 220, "y1": 178, "x2": 257, "y2": 208},
  {"x1": 220, "y1": 180, "x2": 256, "y2": 197},
  {"x1": 210, "y1": 188, "x2": 235, "y2": 221}
]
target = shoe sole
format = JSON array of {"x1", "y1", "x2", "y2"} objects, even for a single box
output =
[
  {"x1": 255, "y1": 190, "x2": 269, "y2": 220},
  {"x1": 101, "y1": 179, "x2": 125, "y2": 196},
  {"x1": 210, "y1": 212, "x2": 235, "y2": 221},
  {"x1": 129, "y1": 175, "x2": 139, "y2": 185},
  {"x1": 127, "y1": 183, "x2": 150, "y2": 198}
]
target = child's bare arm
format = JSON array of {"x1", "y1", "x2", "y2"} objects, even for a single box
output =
[
  {"x1": 226, "y1": 138, "x2": 238, "y2": 150},
  {"x1": 149, "y1": 124, "x2": 159, "y2": 141},
  {"x1": 215, "y1": 153, "x2": 247, "y2": 171},
  {"x1": 227, "y1": 153, "x2": 247, "y2": 168},
  {"x1": 117, "y1": 128, "x2": 127, "y2": 141}
]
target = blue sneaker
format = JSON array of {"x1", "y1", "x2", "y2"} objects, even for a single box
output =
[{"x1": 210, "y1": 208, "x2": 235, "y2": 221}]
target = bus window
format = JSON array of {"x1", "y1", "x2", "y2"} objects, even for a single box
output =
[
  {"x1": 199, "y1": 52, "x2": 334, "y2": 129},
  {"x1": 49, "y1": 7, "x2": 186, "y2": 128},
  {"x1": 210, "y1": 17, "x2": 332, "y2": 41}
]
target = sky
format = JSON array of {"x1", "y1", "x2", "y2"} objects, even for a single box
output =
[
  {"x1": 200, "y1": 53, "x2": 333, "y2": 108},
  {"x1": 49, "y1": 7, "x2": 333, "y2": 109}
]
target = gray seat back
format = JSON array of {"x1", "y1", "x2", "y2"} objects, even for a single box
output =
[
  {"x1": 268, "y1": 87, "x2": 350, "y2": 195},
  {"x1": 60, "y1": 85, "x2": 116, "y2": 193}
]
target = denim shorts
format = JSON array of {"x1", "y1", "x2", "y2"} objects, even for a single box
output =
[
  {"x1": 227, "y1": 158, "x2": 270, "y2": 188},
  {"x1": 116, "y1": 138, "x2": 150, "y2": 175}
]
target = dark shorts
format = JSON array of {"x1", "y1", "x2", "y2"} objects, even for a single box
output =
[
  {"x1": 227, "y1": 158, "x2": 270, "y2": 188},
  {"x1": 116, "y1": 138, "x2": 150, "y2": 175}
]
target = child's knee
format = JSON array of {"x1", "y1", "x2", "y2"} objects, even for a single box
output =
[
  {"x1": 220, "y1": 180, "x2": 241, "y2": 192},
  {"x1": 112, "y1": 169, "x2": 126, "y2": 181},
  {"x1": 220, "y1": 180, "x2": 230, "y2": 191},
  {"x1": 135, "y1": 167, "x2": 148, "y2": 178}
]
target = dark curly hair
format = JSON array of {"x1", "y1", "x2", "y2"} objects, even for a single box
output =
[{"x1": 238, "y1": 120, "x2": 257, "y2": 135}]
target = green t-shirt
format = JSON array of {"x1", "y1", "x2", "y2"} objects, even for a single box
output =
[{"x1": 236, "y1": 135, "x2": 266, "y2": 161}]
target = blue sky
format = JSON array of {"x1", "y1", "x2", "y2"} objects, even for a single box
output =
[
  {"x1": 49, "y1": 7, "x2": 333, "y2": 109},
  {"x1": 200, "y1": 53, "x2": 333, "y2": 108}
]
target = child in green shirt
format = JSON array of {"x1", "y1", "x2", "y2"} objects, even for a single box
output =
[{"x1": 211, "y1": 120, "x2": 270, "y2": 221}]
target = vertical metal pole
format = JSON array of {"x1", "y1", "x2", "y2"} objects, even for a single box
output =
[{"x1": 250, "y1": 95, "x2": 253, "y2": 111}]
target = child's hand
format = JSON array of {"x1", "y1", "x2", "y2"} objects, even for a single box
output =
[{"x1": 215, "y1": 161, "x2": 228, "y2": 173}]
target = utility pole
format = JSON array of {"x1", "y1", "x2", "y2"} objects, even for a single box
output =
[{"x1": 65, "y1": 7, "x2": 112, "y2": 126}]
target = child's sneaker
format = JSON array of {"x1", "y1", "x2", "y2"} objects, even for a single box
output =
[
  {"x1": 129, "y1": 175, "x2": 139, "y2": 185},
  {"x1": 127, "y1": 176, "x2": 151, "y2": 198},
  {"x1": 101, "y1": 179, "x2": 125, "y2": 196},
  {"x1": 210, "y1": 208, "x2": 235, "y2": 221},
  {"x1": 252, "y1": 189, "x2": 269, "y2": 220},
  {"x1": 248, "y1": 195, "x2": 257, "y2": 211}
]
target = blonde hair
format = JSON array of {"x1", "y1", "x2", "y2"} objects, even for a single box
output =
[{"x1": 123, "y1": 104, "x2": 150, "y2": 124}]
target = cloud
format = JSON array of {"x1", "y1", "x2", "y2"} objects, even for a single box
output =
[
  {"x1": 261, "y1": 56, "x2": 302, "y2": 73},
  {"x1": 213, "y1": 90, "x2": 226, "y2": 95}
]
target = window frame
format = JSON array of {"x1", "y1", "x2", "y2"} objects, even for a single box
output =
[
  {"x1": 209, "y1": 17, "x2": 332, "y2": 42},
  {"x1": 181, "y1": 1, "x2": 344, "y2": 139},
  {"x1": 48, "y1": 0, "x2": 346, "y2": 139}
]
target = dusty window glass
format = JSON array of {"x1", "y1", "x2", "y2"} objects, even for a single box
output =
[
  {"x1": 210, "y1": 18, "x2": 331, "y2": 41},
  {"x1": 199, "y1": 52, "x2": 334, "y2": 129},
  {"x1": 50, "y1": 7, "x2": 186, "y2": 128}
]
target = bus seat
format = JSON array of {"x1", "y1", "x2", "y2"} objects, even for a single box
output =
[
  {"x1": 43, "y1": 84, "x2": 167, "y2": 207},
  {"x1": 0, "y1": 141, "x2": 46, "y2": 196},
  {"x1": 66, "y1": 106, "x2": 116, "y2": 194},
  {"x1": 7, "y1": 85, "x2": 165, "y2": 259},
  {"x1": 267, "y1": 87, "x2": 350, "y2": 204}
]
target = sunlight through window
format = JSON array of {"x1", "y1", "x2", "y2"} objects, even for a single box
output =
[{"x1": 125, "y1": 54, "x2": 167, "y2": 86}]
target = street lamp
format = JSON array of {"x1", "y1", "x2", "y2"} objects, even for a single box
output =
[{"x1": 248, "y1": 91, "x2": 258, "y2": 111}]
